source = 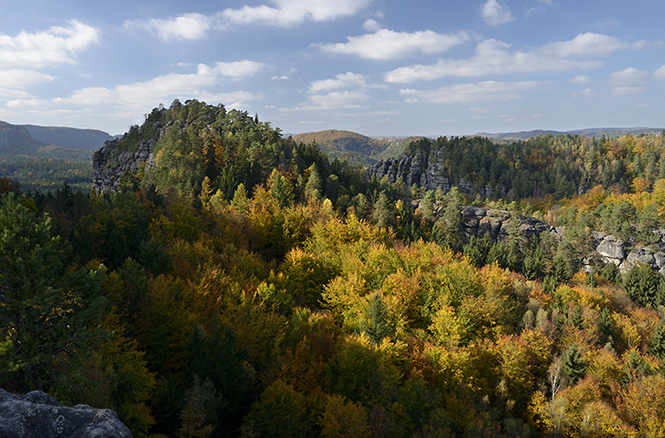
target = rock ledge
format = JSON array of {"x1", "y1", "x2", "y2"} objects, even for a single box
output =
[{"x1": 0, "y1": 389, "x2": 132, "y2": 438}]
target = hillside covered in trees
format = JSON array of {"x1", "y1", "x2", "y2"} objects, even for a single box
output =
[
  {"x1": 5, "y1": 100, "x2": 665, "y2": 437},
  {"x1": 291, "y1": 129, "x2": 415, "y2": 166}
]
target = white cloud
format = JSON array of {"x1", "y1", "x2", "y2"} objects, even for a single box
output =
[
  {"x1": 319, "y1": 29, "x2": 469, "y2": 60},
  {"x1": 400, "y1": 80, "x2": 540, "y2": 103},
  {"x1": 222, "y1": 0, "x2": 372, "y2": 27},
  {"x1": 0, "y1": 69, "x2": 53, "y2": 89},
  {"x1": 0, "y1": 20, "x2": 99, "y2": 69},
  {"x1": 571, "y1": 75, "x2": 592, "y2": 84},
  {"x1": 481, "y1": 0, "x2": 514, "y2": 26},
  {"x1": 213, "y1": 60, "x2": 266, "y2": 78},
  {"x1": 525, "y1": 0, "x2": 553, "y2": 17},
  {"x1": 125, "y1": 13, "x2": 213, "y2": 41},
  {"x1": 6, "y1": 98, "x2": 51, "y2": 108},
  {"x1": 309, "y1": 72, "x2": 367, "y2": 93},
  {"x1": 363, "y1": 19, "x2": 382, "y2": 32},
  {"x1": 544, "y1": 32, "x2": 649, "y2": 57},
  {"x1": 609, "y1": 86, "x2": 645, "y2": 96},
  {"x1": 572, "y1": 88, "x2": 594, "y2": 97},
  {"x1": 295, "y1": 90, "x2": 370, "y2": 110},
  {"x1": 46, "y1": 63, "x2": 260, "y2": 116},
  {"x1": 385, "y1": 33, "x2": 654, "y2": 83},
  {"x1": 610, "y1": 67, "x2": 648, "y2": 86},
  {"x1": 655, "y1": 65, "x2": 665, "y2": 80}
]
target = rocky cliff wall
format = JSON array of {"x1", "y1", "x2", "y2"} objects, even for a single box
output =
[
  {"x1": 458, "y1": 206, "x2": 665, "y2": 274},
  {"x1": 93, "y1": 138, "x2": 156, "y2": 193},
  {"x1": 369, "y1": 149, "x2": 502, "y2": 197},
  {"x1": 0, "y1": 389, "x2": 132, "y2": 438}
]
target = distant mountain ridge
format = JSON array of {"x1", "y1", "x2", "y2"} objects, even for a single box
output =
[
  {"x1": 478, "y1": 127, "x2": 664, "y2": 141},
  {"x1": 291, "y1": 129, "x2": 416, "y2": 166},
  {"x1": 21, "y1": 124, "x2": 115, "y2": 150},
  {"x1": 0, "y1": 121, "x2": 94, "y2": 160}
]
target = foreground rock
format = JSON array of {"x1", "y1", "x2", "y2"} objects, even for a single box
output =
[{"x1": 0, "y1": 389, "x2": 132, "y2": 438}]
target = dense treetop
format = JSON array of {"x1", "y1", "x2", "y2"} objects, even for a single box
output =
[{"x1": 3, "y1": 100, "x2": 665, "y2": 437}]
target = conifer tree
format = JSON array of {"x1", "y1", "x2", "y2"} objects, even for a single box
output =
[
  {"x1": 362, "y1": 292, "x2": 393, "y2": 345},
  {"x1": 561, "y1": 345, "x2": 586, "y2": 386},
  {"x1": 372, "y1": 191, "x2": 395, "y2": 229},
  {"x1": 0, "y1": 194, "x2": 105, "y2": 391}
]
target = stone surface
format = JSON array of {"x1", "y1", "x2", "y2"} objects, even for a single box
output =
[
  {"x1": 93, "y1": 138, "x2": 156, "y2": 193},
  {"x1": 595, "y1": 233, "x2": 626, "y2": 261},
  {"x1": 368, "y1": 149, "x2": 504, "y2": 196},
  {"x1": 0, "y1": 389, "x2": 132, "y2": 438}
]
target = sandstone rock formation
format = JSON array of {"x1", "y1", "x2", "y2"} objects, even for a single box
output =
[
  {"x1": 457, "y1": 206, "x2": 665, "y2": 274},
  {"x1": 0, "y1": 389, "x2": 132, "y2": 438},
  {"x1": 93, "y1": 138, "x2": 155, "y2": 193},
  {"x1": 369, "y1": 149, "x2": 502, "y2": 196}
]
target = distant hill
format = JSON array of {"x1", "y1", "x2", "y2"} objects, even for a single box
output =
[
  {"x1": 0, "y1": 121, "x2": 92, "y2": 160},
  {"x1": 21, "y1": 124, "x2": 115, "y2": 150},
  {"x1": 0, "y1": 122, "x2": 45, "y2": 155},
  {"x1": 478, "y1": 127, "x2": 664, "y2": 141},
  {"x1": 291, "y1": 129, "x2": 416, "y2": 166}
]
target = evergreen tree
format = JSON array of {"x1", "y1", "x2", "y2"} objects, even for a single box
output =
[
  {"x1": 372, "y1": 191, "x2": 395, "y2": 229},
  {"x1": 231, "y1": 183, "x2": 249, "y2": 213},
  {"x1": 362, "y1": 292, "x2": 393, "y2": 345},
  {"x1": 561, "y1": 345, "x2": 586, "y2": 386},
  {"x1": 420, "y1": 190, "x2": 436, "y2": 221},
  {"x1": 623, "y1": 263, "x2": 660, "y2": 307},
  {"x1": 0, "y1": 194, "x2": 105, "y2": 391},
  {"x1": 304, "y1": 164, "x2": 323, "y2": 203},
  {"x1": 648, "y1": 322, "x2": 665, "y2": 361},
  {"x1": 596, "y1": 307, "x2": 614, "y2": 346},
  {"x1": 269, "y1": 169, "x2": 294, "y2": 207}
]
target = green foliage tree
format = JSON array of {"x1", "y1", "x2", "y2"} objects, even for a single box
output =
[
  {"x1": 0, "y1": 193, "x2": 106, "y2": 391},
  {"x1": 372, "y1": 191, "x2": 395, "y2": 229},
  {"x1": 361, "y1": 292, "x2": 394, "y2": 345},
  {"x1": 241, "y1": 379, "x2": 314, "y2": 437},
  {"x1": 561, "y1": 345, "x2": 586, "y2": 386},
  {"x1": 623, "y1": 263, "x2": 660, "y2": 307}
]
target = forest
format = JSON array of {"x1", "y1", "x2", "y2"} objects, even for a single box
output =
[{"x1": 3, "y1": 99, "x2": 665, "y2": 437}]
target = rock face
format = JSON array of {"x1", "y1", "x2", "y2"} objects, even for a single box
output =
[
  {"x1": 459, "y1": 206, "x2": 558, "y2": 242},
  {"x1": 0, "y1": 389, "x2": 132, "y2": 438},
  {"x1": 458, "y1": 206, "x2": 665, "y2": 274},
  {"x1": 93, "y1": 138, "x2": 156, "y2": 193},
  {"x1": 369, "y1": 149, "x2": 503, "y2": 197}
]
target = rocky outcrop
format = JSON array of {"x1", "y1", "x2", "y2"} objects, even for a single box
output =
[
  {"x1": 588, "y1": 230, "x2": 665, "y2": 274},
  {"x1": 457, "y1": 206, "x2": 665, "y2": 274},
  {"x1": 459, "y1": 206, "x2": 558, "y2": 242},
  {"x1": 369, "y1": 149, "x2": 503, "y2": 197},
  {"x1": 93, "y1": 139, "x2": 156, "y2": 193},
  {"x1": 0, "y1": 389, "x2": 132, "y2": 438}
]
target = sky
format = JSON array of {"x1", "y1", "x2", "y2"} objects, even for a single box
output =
[{"x1": 0, "y1": 0, "x2": 664, "y2": 137}]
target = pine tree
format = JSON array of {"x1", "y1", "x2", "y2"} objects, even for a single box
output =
[
  {"x1": 561, "y1": 345, "x2": 586, "y2": 386},
  {"x1": 231, "y1": 183, "x2": 249, "y2": 213},
  {"x1": 596, "y1": 307, "x2": 614, "y2": 346},
  {"x1": 372, "y1": 191, "x2": 395, "y2": 229},
  {"x1": 648, "y1": 322, "x2": 665, "y2": 361},
  {"x1": 304, "y1": 164, "x2": 323, "y2": 203},
  {"x1": 362, "y1": 292, "x2": 393, "y2": 345},
  {"x1": 0, "y1": 194, "x2": 105, "y2": 390}
]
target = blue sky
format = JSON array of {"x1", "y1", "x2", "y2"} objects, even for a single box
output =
[{"x1": 0, "y1": 0, "x2": 664, "y2": 137}]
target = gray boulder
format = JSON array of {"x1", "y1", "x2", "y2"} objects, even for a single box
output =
[
  {"x1": 595, "y1": 234, "x2": 626, "y2": 261},
  {"x1": 0, "y1": 389, "x2": 132, "y2": 438}
]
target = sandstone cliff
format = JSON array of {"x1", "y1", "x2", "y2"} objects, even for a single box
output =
[
  {"x1": 0, "y1": 389, "x2": 132, "y2": 438},
  {"x1": 458, "y1": 205, "x2": 665, "y2": 274},
  {"x1": 93, "y1": 138, "x2": 156, "y2": 193}
]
